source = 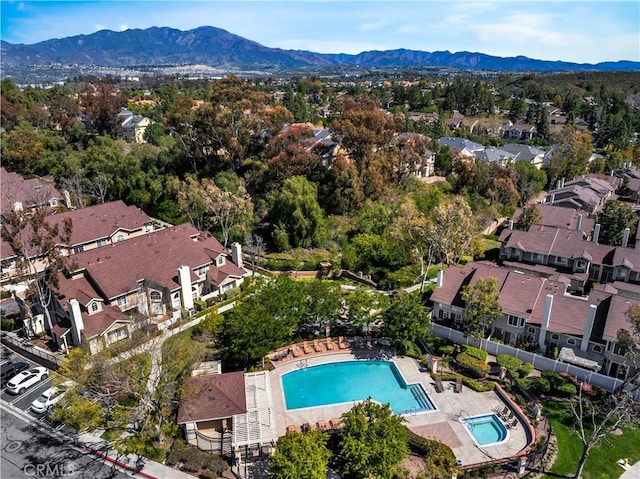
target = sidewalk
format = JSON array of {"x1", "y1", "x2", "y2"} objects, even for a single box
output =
[{"x1": 0, "y1": 401, "x2": 195, "y2": 479}]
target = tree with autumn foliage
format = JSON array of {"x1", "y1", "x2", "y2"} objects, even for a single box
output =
[
  {"x1": 177, "y1": 175, "x2": 253, "y2": 246},
  {"x1": 265, "y1": 123, "x2": 323, "y2": 184},
  {"x1": 547, "y1": 125, "x2": 593, "y2": 186}
]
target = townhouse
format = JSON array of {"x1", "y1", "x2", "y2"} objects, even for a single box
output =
[
  {"x1": 431, "y1": 261, "x2": 638, "y2": 380},
  {"x1": 43, "y1": 223, "x2": 250, "y2": 354},
  {"x1": 543, "y1": 175, "x2": 616, "y2": 214},
  {"x1": 0, "y1": 167, "x2": 65, "y2": 217}
]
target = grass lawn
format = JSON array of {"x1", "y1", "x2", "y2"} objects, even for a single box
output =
[{"x1": 543, "y1": 400, "x2": 640, "y2": 479}]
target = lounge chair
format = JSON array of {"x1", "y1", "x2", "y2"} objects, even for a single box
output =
[
  {"x1": 455, "y1": 377, "x2": 462, "y2": 393},
  {"x1": 338, "y1": 336, "x2": 349, "y2": 349},
  {"x1": 326, "y1": 337, "x2": 335, "y2": 350},
  {"x1": 434, "y1": 377, "x2": 444, "y2": 393},
  {"x1": 302, "y1": 341, "x2": 312, "y2": 355},
  {"x1": 329, "y1": 418, "x2": 342, "y2": 430},
  {"x1": 301, "y1": 422, "x2": 312, "y2": 433},
  {"x1": 493, "y1": 406, "x2": 508, "y2": 417},
  {"x1": 286, "y1": 424, "x2": 298, "y2": 434},
  {"x1": 313, "y1": 339, "x2": 324, "y2": 353},
  {"x1": 508, "y1": 418, "x2": 518, "y2": 429},
  {"x1": 317, "y1": 420, "x2": 329, "y2": 431},
  {"x1": 291, "y1": 345, "x2": 301, "y2": 358}
]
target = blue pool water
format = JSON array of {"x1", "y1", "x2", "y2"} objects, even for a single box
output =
[
  {"x1": 462, "y1": 414, "x2": 508, "y2": 446},
  {"x1": 281, "y1": 360, "x2": 435, "y2": 414}
]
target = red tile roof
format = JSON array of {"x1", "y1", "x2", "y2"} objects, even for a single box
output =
[
  {"x1": 81, "y1": 305, "x2": 131, "y2": 339},
  {"x1": 70, "y1": 224, "x2": 228, "y2": 299},
  {"x1": 47, "y1": 201, "x2": 151, "y2": 246},
  {"x1": 603, "y1": 295, "x2": 640, "y2": 342},
  {"x1": 511, "y1": 205, "x2": 594, "y2": 234},
  {"x1": 177, "y1": 371, "x2": 246, "y2": 424},
  {"x1": 0, "y1": 167, "x2": 62, "y2": 214}
]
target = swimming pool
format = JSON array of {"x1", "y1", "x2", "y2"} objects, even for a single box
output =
[
  {"x1": 281, "y1": 360, "x2": 435, "y2": 414},
  {"x1": 461, "y1": 414, "x2": 508, "y2": 446}
]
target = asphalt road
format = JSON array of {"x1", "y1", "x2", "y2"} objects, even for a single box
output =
[{"x1": 0, "y1": 345, "x2": 132, "y2": 479}]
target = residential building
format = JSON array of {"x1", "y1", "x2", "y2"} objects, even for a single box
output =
[
  {"x1": 0, "y1": 167, "x2": 64, "y2": 217},
  {"x1": 500, "y1": 121, "x2": 536, "y2": 141},
  {"x1": 510, "y1": 204, "x2": 595, "y2": 236},
  {"x1": 396, "y1": 132, "x2": 435, "y2": 178},
  {"x1": 543, "y1": 176, "x2": 616, "y2": 214},
  {"x1": 431, "y1": 261, "x2": 638, "y2": 380},
  {"x1": 41, "y1": 223, "x2": 250, "y2": 354},
  {"x1": 473, "y1": 147, "x2": 518, "y2": 167},
  {"x1": 116, "y1": 107, "x2": 152, "y2": 144},
  {"x1": 436, "y1": 137, "x2": 484, "y2": 159},
  {"x1": 500, "y1": 144, "x2": 546, "y2": 169}
]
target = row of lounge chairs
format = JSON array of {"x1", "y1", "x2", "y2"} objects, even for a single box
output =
[
  {"x1": 493, "y1": 406, "x2": 519, "y2": 429},
  {"x1": 286, "y1": 418, "x2": 342, "y2": 434},
  {"x1": 281, "y1": 337, "x2": 351, "y2": 359}
]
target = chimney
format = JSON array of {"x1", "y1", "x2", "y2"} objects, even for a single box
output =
[
  {"x1": 576, "y1": 213, "x2": 583, "y2": 231},
  {"x1": 622, "y1": 227, "x2": 630, "y2": 248},
  {"x1": 538, "y1": 294, "x2": 553, "y2": 351},
  {"x1": 68, "y1": 298, "x2": 84, "y2": 346},
  {"x1": 547, "y1": 193, "x2": 555, "y2": 204},
  {"x1": 592, "y1": 223, "x2": 600, "y2": 244},
  {"x1": 63, "y1": 190, "x2": 72, "y2": 208},
  {"x1": 436, "y1": 269, "x2": 444, "y2": 288},
  {"x1": 580, "y1": 304, "x2": 597, "y2": 352},
  {"x1": 556, "y1": 180, "x2": 561, "y2": 189},
  {"x1": 560, "y1": 177, "x2": 565, "y2": 188},
  {"x1": 178, "y1": 265, "x2": 195, "y2": 312},
  {"x1": 508, "y1": 220, "x2": 514, "y2": 230},
  {"x1": 231, "y1": 242, "x2": 243, "y2": 268}
]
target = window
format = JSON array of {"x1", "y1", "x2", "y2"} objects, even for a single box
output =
[
  {"x1": 150, "y1": 291, "x2": 162, "y2": 301},
  {"x1": 528, "y1": 327, "x2": 536, "y2": 333},
  {"x1": 50, "y1": 198, "x2": 58, "y2": 206},
  {"x1": 526, "y1": 335, "x2": 535, "y2": 342},
  {"x1": 507, "y1": 315, "x2": 523, "y2": 328},
  {"x1": 116, "y1": 296, "x2": 126, "y2": 307},
  {"x1": 567, "y1": 338, "x2": 576, "y2": 345},
  {"x1": 116, "y1": 234, "x2": 125, "y2": 242},
  {"x1": 191, "y1": 286, "x2": 198, "y2": 299},
  {"x1": 73, "y1": 245, "x2": 85, "y2": 254},
  {"x1": 107, "y1": 327, "x2": 128, "y2": 344},
  {"x1": 197, "y1": 266, "x2": 206, "y2": 276},
  {"x1": 90, "y1": 302, "x2": 98, "y2": 313},
  {"x1": 217, "y1": 256, "x2": 225, "y2": 266},
  {"x1": 97, "y1": 239, "x2": 109, "y2": 247},
  {"x1": 555, "y1": 257, "x2": 568, "y2": 266},
  {"x1": 551, "y1": 334, "x2": 559, "y2": 340},
  {"x1": 438, "y1": 310, "x2": 450, "y2": 319},
  {"x1": 592, "y1": 345, "x2": 602, "y2": 353}
]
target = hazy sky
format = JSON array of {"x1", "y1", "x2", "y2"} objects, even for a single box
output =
[{"x1": 1, "y1": 1, "x2": 639, "y2": 64}]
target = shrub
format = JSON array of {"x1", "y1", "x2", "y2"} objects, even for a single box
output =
[
  {"x1": 439, "y1": 373, "x2": 495, "y2": 392},
  {"x1": 194, "y1": 299, "x2": 207, "y2": 312},
  {"x1": 463, "y1": 345, "x2": 488, "y2": 362},
  {"x1": 455, "y1": 352, "x2": 490, "y2": 379},
  {"x1": 518, "y1": 362, "x2": 534, "y2": 378},
  {"x1": 496, "y1": 354, "x2": 534, "y2": 379},
  {"x1": 165, "y1": 440, "x2": 228, "y2": 475},
  {"x1": 439, "y1": 345, "x2": 455, "y2": 356},
  {"x1": 518, "y1": 377, "x2": 550, "y2": 395},
  {"x1": 408, "y1": 430, "x2": 458, "y2": 478}
]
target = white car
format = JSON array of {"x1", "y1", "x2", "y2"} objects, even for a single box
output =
[
  {"x1": 6, "y1": 367, "x2": 48, "y2": 395},
  {"x1": 31, "y1": 381, "x2": 74, "y2": 413}
]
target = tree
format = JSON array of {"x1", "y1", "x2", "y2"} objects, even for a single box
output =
[
  {"x1": 460, "y1": 277, "x2": 503, "y2": 340},
  {"x1": 390, "y1": 199, "x2": 431, "y2": 290},
  {"x1": 515, "y1": 204, "x2": 543, "y2": 231},
  {"x1": 514, "y1": 160, "x2": 547, "y2": 206},
  {"x1": 268, "y1": 176, "x2": 324, "y2": 251},
  {"x1": 547, "y1": 126, "x2": 593, "y2": 186},
  {"x1": 244, "y1": 233, "x2": 266, "y2": 274},
  {"x1": 339, "y1": 399, "x2": 409, "y2": 479},
  {"x1": 426, "y1": 196, "x2": 478, "y2": 266},
  {"x1": 595, "y1": 201, "x2": 636, "y2": 246},
  {"x1": 569, "y1": 304, "x2": 640, "y2": 479},
  {"x1": 1, "y1": 210, "x2": 72, "y2": 334},
  {"x1": 177, "y1": 176, "x2": 253, "y2": 245},
  {"x1": 1, "y1": 122, "x2": 45, "y2": 174},
  {"x1": 80, "y1": 81, "x2": 125, "y2": 136},
  {"x1": 381, "y1": 292, "x2": 430, "y2": 349},
  {"x1": 269, "y1": 430, "x2": 331, "y2": 479}
]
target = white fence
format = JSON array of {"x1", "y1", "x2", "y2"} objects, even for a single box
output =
[{"x1": 430, "y1": 323, "x2": 625, "y2": 393}]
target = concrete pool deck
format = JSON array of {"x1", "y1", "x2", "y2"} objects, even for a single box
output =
[{"x1": 269, "y1": 348, "x2": 531, "y2": 467}]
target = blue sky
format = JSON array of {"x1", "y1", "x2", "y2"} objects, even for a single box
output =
[{"x1": 1, "y1": 1, "x2": 639, "y2": 64}]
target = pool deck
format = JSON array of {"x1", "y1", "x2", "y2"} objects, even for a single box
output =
[{"x1": 269, "y1": 347, "x2": 531, "y2": 467}]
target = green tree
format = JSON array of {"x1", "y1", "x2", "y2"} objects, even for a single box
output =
[
  {"x1": 339, "y1": 399, "x2": 409, "y2": 479},
  {"x1": 595, "y1": 201, "x2": 636, "y2": 246},
  {"x1": 268, "y1": 176, "x2": 324, "y2": 251},
  {"x1": 547, "y1": 126, "x2": 593, "y2": 186},
  {"x1": 426, "y1": 196, "x2": 478, "y2": 266},
  {"x1": 460, "y1": 276, "x2": 503, "y2": 340},
  {"x1": 269, "y1": 430, "x2": 331, "y2": 479},
  {"x1": 221, "y1": 276, "x2": 307, "y2": 368},
  {"x1": 515, "y1": 204, "x2": 543, "y2": 231},
  {"x1": 514, "y1": 160, "x2": 547, "y2": 206},
  {"x1": 1, "y1": 122, "x2": 45, "y2": 174},
  {"x1": 381, "y1": 292, "x2": 430, "y2": 349}
]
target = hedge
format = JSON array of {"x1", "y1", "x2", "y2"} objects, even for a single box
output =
[
  {"x1": 165, "y1": 440, "x2": 228, "y2": 475},
  {"x1": 463, "y1": 345, "x2": 488, "y2": 362},
  {"x1": 496, "y1": 354, "x2": 534, "y2": 379},
  {"x1": 455, "y1": 352, "x2": 490, "y2": 378},
  {"x1": 438, "y1": 373, "x2": 495, "y2": 392}
]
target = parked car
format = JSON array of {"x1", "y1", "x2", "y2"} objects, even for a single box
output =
[
  {"x1": 31, "y1": 381, "x2": 74, "y2": 414},
  {"x1": 6, "y1": 367, "x2": 48, "y2": 395},
  {"x1": 1, "y1": 361, "x2": 29, "y2": 386}
]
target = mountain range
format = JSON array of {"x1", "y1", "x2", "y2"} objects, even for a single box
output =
[{"x1": 1, "y1": 25, "x2": 639, "y2": 72}]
